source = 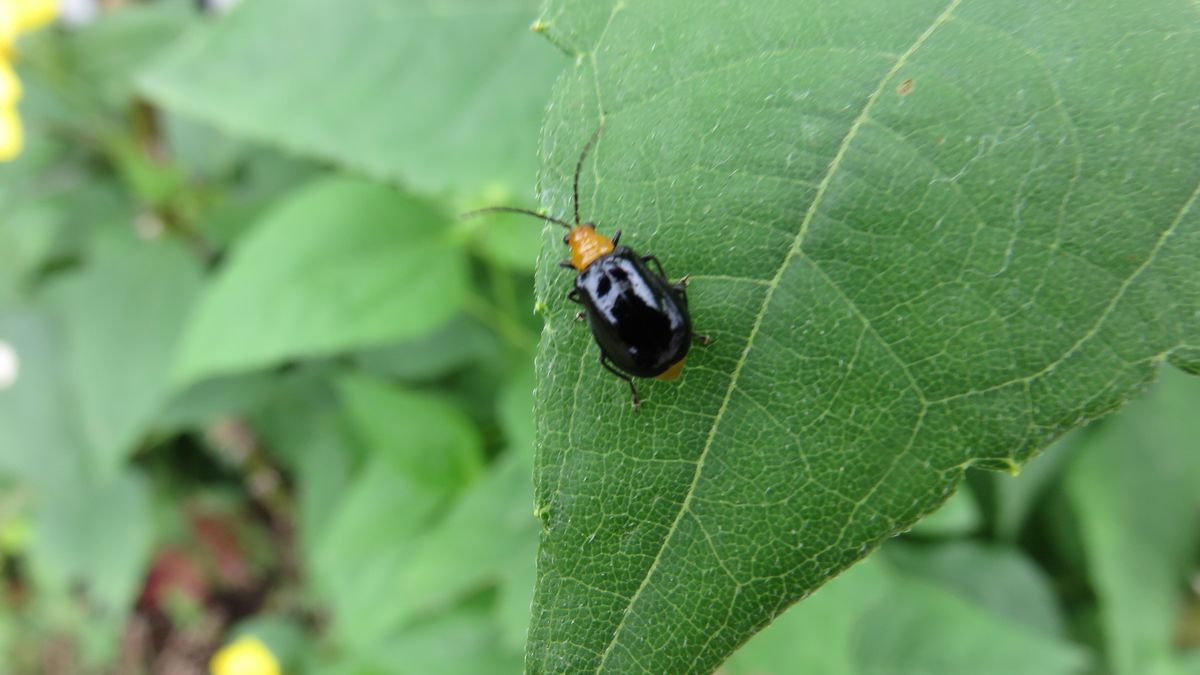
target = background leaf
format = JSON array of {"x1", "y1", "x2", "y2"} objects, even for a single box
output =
[
  {"x1": 725, "y1": 548, "x2": 1086, "y2": 675},
  {"x1": 45, "y1": 238, "x2": 202, "y2": 475},
  {"x1": 1055, "y1": 368, "x2": 1200, "y2": 675},
  {"x1": 331, "y1": 609, "x2": 524, "y2": 675},
  {"x1": 528, "y1": 1, "x2": 1200, "y2": 671},
  {"x1": 371, "y1": 368, "x2": 538, "y2": 647},
  {"x1": 139, "y1": 0, "x2": 564, "y2": 196},
  {"x1": 58, "y1": 2, "x2": 193, "y2": 108},
  {"x1": 172, "y1": 177, "x2": 469, "y2": 386},
  {"x1": 0, "y1": 311, "x2": 86, "y2": 488},
  {"x1": 722, "y1": 558, "x2": 890, "y2": 675},
  {"x1": 853, "y1": 571, "x2": 1087, "y2": 675},
  {"x1": 310, "y1": 376, "x2": 485, "y2": 648},
  {"x1": 312, "y1": 454, "x2": 448, "y2": 649},
  {"x1": 884, "y1": 540, "x2": 1067, "y2": 638},
  {"x1": 338, "y1": 375, "x2": 484, "y2": 494},
  {"x1": 352, "y1": 314, "x2": 502, "y2": 382},
  {"x1": 905, "y1": 484, "x2": 980, "y2": 538},
  {"x1": 28, "y1": 469, "x2": 153, "y2": 617}
]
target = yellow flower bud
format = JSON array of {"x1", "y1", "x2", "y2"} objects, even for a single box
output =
[
  {"x1": 210, "y1": 636, "x2": 282, "y2": 675},
  {"x1": 0, "y1": 106, "x2": 22, "y2": 161},
  {"x1": 0, "y1": 60, "x2": 20, "y2": 106},
  {"x1": 13, "y1": 0, "x2": 57, "y2": 33}
]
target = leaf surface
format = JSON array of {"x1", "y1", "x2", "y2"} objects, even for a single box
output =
[
  {"x1": 1060, "y1": 369, "x2": 1200, "y2": 675},
  {"x1": 338, "y1": 375, "x2": 484, "y2": 494},
  {"x1": 312, "y1": 455, "x2": 447, "y2": 648},
  {"x1": 29, "y1": 469, "x2": 154, "y2": 615},
  {"x1": 0, "y1": 311, "x2": 86, "y2": 488},
  {"x1": 371, "y1": 369, "x2": 538, "y2": 646},
  {"x1": 528, "y1": 1, "x2": 1200, "y2": 672},
  {"x1": 726, "y1": 549, "x2": 1086, "y2": 675},
  {"x1": 47, "y1": 240, "x2": 202, "y2": 474},
  {"x1": 854, "y1": 573, "x2": 1087, "y2": 675},
  {"x1": 139, "y1": 0, "x2": 563, "y2": 195},
  {"x1": 173, "y1": 177, "x2": 469, "y2": 386}
]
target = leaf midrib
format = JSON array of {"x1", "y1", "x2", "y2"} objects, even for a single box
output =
[{"x1": 592, "y1": 1, "x2": 964, "y2": 669}]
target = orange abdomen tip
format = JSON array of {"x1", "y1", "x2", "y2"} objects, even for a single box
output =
[
  {"x1": 655, "y1": 357, "x2": 686, "y2": 381},
  {"x1": 568, "y1": 224, "x2": 614, "y2": 271}
]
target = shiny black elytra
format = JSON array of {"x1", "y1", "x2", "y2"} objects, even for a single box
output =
[{"x1": 464, "y1": 128, "x2": 709, "y2": 408}]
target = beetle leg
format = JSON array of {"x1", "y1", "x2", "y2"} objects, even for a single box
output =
[
  {"x1": 566, "y1": 288, "x2": 583, "y2": 304},
  {"x1": 694, "y1": 333, "x2": 713, "y2": 346},
  {"x1": 671, "y1": 274, "x2": 692, "y2": 302},
  {"x1": 641, "y1": 254, "x2": 668, "y2": 279},
  {"x1": 599, "y1": 354, "x2": 641, "y2": 409},
  {"x1": 612, "y1": 229, "x2": 622, "y2": 246},
  {"x1": 558, "y1": 260, "x2": 575, "y2": 269}
]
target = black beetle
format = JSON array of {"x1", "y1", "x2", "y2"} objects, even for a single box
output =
[{"x1": 464, "y1": 128, "x2": 708, "y2": 408}]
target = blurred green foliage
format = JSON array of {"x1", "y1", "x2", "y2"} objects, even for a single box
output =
[{"x1": 0, "y1": 1, "x2": 1196, "y2": 674}]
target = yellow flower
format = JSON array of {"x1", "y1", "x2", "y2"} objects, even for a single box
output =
[
  {"x1": 0, "y1": 107, "x2": 21, "y2": 161},
  {"x1": 0, "y1": 0, "x2": 56, "y2": 162},
  {"x1": 13, "y1": 0, "x2": 57, "y2": 33},
  {"x1": 210, "y1": 636, "x2": 283, "y2": 675},
  {"x1": 2, "y1": 0, "x2": 57, "y2": 56}
]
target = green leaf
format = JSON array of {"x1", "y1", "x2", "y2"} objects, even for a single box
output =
[
  {"x1": 139, "y1": 0, "x2": 564, "y2": 195},
  {"x1": 173, "y1": 177, "x2": 469, "y2": 386},
  {"x1": 28, "y1": 469, "x2": 153, "y2": 616},
  {"x1": 905, "y1": 483, "x2": 980, "y2": 538},
  {"x1": 347, "y1": 442, "x2": 536, "y2": 648},
  {"x1": 190, "y1": 147, "x2": 326, "y2": 249},
  {"x1": 291, "y1": 368, "x2": 535, "y2": 652},
  {"x1": 528, "y1": 1, "x2": 1200, "y2": 672},
  {"x1": 854, "y1": 573, "x2": 1088, "y2": 675},
  {"x1": 724, "y1": 558, "x2": 890, "y2": 675},
  {"x1": 248, "y1": 368, "x2": 346, "y2": 471},
  {"x1": 330, "y1": 608, "x2": 523, "y2": 675},
  {"x1": 726, "y1": 553, "x2": 1086, "y2": 675},
  {"x1": 466, "y1": 208, "x2": 549, "y2": 273},
  {"x1": 1059, "y1": 368, "x2": 1200, "y2": 675},
  {"x1": 974, "y1": 430, "x2": 1081, "y2": 542},
  {"x1": 884, "y1": 540, "x2": 1067, "y2": 638},
  {"x1": 60, "y1": 2, "x2": 194, "y2": 108},
  {"x1": 353, "y1": 314, "x2": 502, "y2": 382},
  {"x1": 312, "y1": 456, "x2": 446, "y2": 649},
  {"x1": 328, "y1": 371, "x2": 529, "y2": 647},
  {"x1": 337, "y1": 375, "x2": 484, "y2": 494},
  {"x1": 0, "y1": 198, "x2": 64, "y2": 298},
  {"x1": 155, "y1": 372, "x2": 282, "y2": 432},
  {"x1": 0, "y1": 310, "x2": 87, "y2": 488},
  {"x1": 0, "y1": 154, "x2": 131, "y2": 300},
  {"x1": 494, "y1": 368, "x2": 538, "y2": 649},
  {"x1": 293, "y1": 412, "x2": 355, "y2": 568},
  {"x1": 45, "y1": 240, "x2": 203, "y2": 474}
]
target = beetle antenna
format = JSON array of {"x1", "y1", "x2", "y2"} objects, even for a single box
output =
[
  {"x1": 460, "y1": 206, "x2": 572, "y2": 230},
  {"x1": 573, "y1": 125, "x2": 604, "y2": 226}
]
